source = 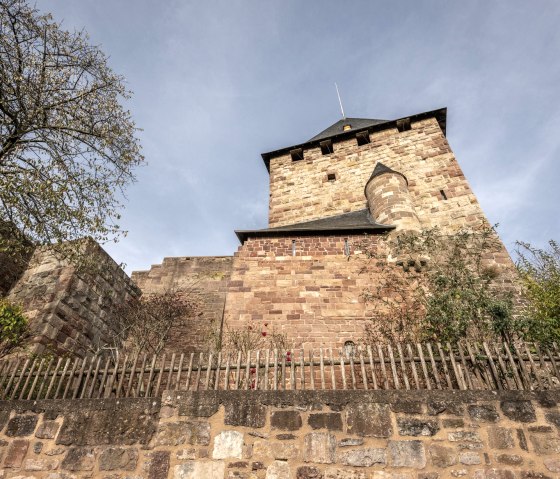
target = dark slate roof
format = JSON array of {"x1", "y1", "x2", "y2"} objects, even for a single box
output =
[
  {"x1": 261, "y1": 107, "x2": 447, "y2": 171},
  {"x1": 308, "y1": 117, "x2": 388, "y2": 142},
  {"x1": 235, "y1": 209, "x2": 394, "y2": 244}
]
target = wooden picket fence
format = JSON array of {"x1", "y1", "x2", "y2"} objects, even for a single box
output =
[{"x1": 0, "y1": 341, "x2": 559, "y2": 401}]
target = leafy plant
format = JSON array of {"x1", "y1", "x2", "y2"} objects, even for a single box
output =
[
  {"x1": 0, "y1": 298, "x2": 28, "y2": 356},
  {"x1": 359, "y1": 226, "x2": 516, "y2": 344},
  {"x1": 515, "y1": 240, "x2": 560, "y2": 345}
]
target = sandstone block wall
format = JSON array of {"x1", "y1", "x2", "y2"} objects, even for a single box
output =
[
  {"x1": 224, "y1": 234, "x2": 383, "y2": 350},
  {"x1": 1, "y1": 390, "x2": 559, "y2": 478},
  {"x1": 7, "y1": 242, "x2": 139, "y2": 357},
  {"x1": 132, "y1": 256, "x2": 233, "y2": 353},
  {"x1": 268, "y1": 118, "x2": 486, "y2": 233}
]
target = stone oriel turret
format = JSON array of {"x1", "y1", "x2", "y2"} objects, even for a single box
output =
[{"x1": 364, "y1": 162, "x2": 421, "y2": 231}]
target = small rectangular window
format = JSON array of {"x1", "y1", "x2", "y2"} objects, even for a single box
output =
[
  {"x1": 290, "y1": 148, "x2": 304, "y2": 162},
  {"x1": 320, "y1": 140, "x2": 333, "y2": 155},
  {"x1": 397, "y1": 118, "x2": 411, "y2": 132},
  {"x1": 344, "y1": 239, "x2": 350, "y2": 256},
  {"x1": 356, "y1": 131, "x2": 370, "y2": 146},
  {"x1": 292, "y1": 239, "x2": 296, "y2": 256},
  {"x1": 440, "y1": 189, "x2": 448, "y2": 200},
  {"x1": 327, "y1": 173, "x2": 336, "y2": 182}
]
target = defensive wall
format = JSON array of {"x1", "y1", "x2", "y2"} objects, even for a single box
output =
[
  {"x1": 0, "y1": 390, "x2": 559, "y2": 478},
  {"x1": 5, "y1": 242, "x2": 139, "y2": 358},
  {"x1": 131, "y1": 256, "x2": 233, "y2": 353}
]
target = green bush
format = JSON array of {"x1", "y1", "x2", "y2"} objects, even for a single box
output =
[
  {"x1": 516, "y1": 240, "x2": 560, "y2": 345},
  {"x1": 0, "y1": 299, "x2": 28, "y2": 354}
]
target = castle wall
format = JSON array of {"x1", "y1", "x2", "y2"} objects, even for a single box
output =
[
  {"x1": 131, "y1": 256, "x2": 233, "y2": 353},
  {"x1": 1, "y1": 390, "x2": 559, "y2": 478},
  {"x1": 7, "y1": 242, "x2": 139, "y2": 357},
  {"x1": 223, "y1": 235, "x2": 379, "y2": 350},
  {"x1": 268, "y1": 117, "x2": 486, "y2": 233}
]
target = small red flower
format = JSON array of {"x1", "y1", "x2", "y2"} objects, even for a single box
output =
[
  {"x1": 250, "y1": 368, "x2": 256, "y2": 373},
  {"x1": 261, "y1": 331, "x2": 267, "y2": 337}
]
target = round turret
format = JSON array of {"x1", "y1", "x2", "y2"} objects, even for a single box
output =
[{"x1": 364, "y1": 162, "x2": 421, "y2": 231}]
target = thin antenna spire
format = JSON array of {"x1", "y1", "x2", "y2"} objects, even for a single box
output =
[{"x1": 335, "y1": 82, "x2": 345, "y2": 119}]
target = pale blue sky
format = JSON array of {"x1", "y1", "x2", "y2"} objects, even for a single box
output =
[{"x1": 35, "y1": 1, "x2": 560, "y2": 273}]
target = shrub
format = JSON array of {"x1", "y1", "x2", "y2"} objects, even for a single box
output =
[
  {"x1": 516, "y1": 240, "x2": 560, "y2": 345},
  {"x1": 0, "y1": 299, "x2": 28, "y2": 356}
]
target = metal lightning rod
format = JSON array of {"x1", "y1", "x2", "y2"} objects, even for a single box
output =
[{"x1": 335, "y1": 82, "x2": 345, "y2": 119}]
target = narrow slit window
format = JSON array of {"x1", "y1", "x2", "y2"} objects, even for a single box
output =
[
  {"x1": 327, "y1": 173, "x2": 336, "y2": 182},
  {"x1": 292, "y1": 240, "x2": 296, "y2": 256},
  {"x1": 344, "y1": 239, "x2": 350, "y2": 256},
  {"x1": 440, "y1": 189, "x2": 448, "y2": 200}
]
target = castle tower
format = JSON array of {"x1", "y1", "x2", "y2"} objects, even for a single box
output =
[
  {"x1": 134, "y1": 107, "x2": 515, "y2": 352},
  {"x1": 224, "y1": 107, "x2": 510, "y2": 350}
]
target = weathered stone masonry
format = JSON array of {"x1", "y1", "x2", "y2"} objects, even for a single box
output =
[
  {"x1": 1, "y1": 390, "x2": 560, "y2": 478},
  {"x1": 132, "y1": 256, "x2": 233, "y2": 353}
]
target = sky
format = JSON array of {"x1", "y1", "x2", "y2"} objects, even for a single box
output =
[{"x1": 35, "y1": 0, "x2": 560, "y2": 273}]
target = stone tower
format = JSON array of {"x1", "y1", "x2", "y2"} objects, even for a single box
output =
[
  {"x1": 223, "y1": 108, "x2": 513, "y2": 349},
  {"x1": 134, "y1": 107, "x2": 515, "y2": 352}
]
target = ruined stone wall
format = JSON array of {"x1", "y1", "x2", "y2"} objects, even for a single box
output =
[
  {"x1": 268, "y1": 117, "x2": 486, "y2": 233},
  {"x1": 7, "y1": 242, "x2": 139, "y2": 357},
  {"x1": 1, "y1": 390, "x2": 560, "y2": 478},
  {"x1": 224, "y1": 235, "x2": 380, "y2": 350},
  {"x1": 132, "y1": 256, "x2": 233, "y2": 353}
]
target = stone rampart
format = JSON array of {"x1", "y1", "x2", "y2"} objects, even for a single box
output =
[
  {"x1": 132, "y1": 256, "x2": 233, "y2": 352},
  {"x1": 0, "y1": 390, "x2": 559, "y2": 478},
  {"x1": 7, "y1": 241, "x2": 139, "y2": 357}
]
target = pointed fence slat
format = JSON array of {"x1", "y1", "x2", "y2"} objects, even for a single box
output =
[
  {"x1": 425, "y1": 344, "x2": 440, "y2": 390},
  {"x1": 504, "y1": 343, "x2": 524, "y2": 390},
  {"x1": 406, "y1": 344, "x2": 420, "y2": 390},
  {"x1": 152, "y1": 354, "x2": 164, "y2": 397},
  {"x1": 397, "y1": 344, "x2": 410, "y2": 390},
  {"x1": 482, "y1": 342, "x2": 502, "y2": 390},
  {"x1": 175, "y1": 353, "x2": 185, "y2": 391},
  {"x1": 513, "y1": 343, "x2": 531, "y2": 390},
  {"x1": 457, "y1": 343, "x2": 474, "y2": 390},
  {"x1": 417, "y1": 344, "x2": 431, "y2": 391},
  {"x1": 214, "y1": 352, "x2": 222, "y2": 391},
  {"x1": 115, "y1": 355, "x2": 129, "y2": 398},
  {"x1": 359, "y1": 348, "x2": 368, "y2": 390},
  {"x1": 264, "y1": 350, "x2": 270, "y2": 391},
  {"x1": 437, "y1": 343, "x2": 453, "y2": 389},
  {"x1": 319, "y1": 349, "x2": 326, "y2": 390},
  {"x1": 387, "y1": 345, "x2": 399, "y2": 390},
  {"x1": 377, "y1": 345, "x2": 389, "y2": 389},
  {"x1": 329, "y1": 348, "x2": 336, "y2": 390},
  {"x1": 339, "y1": 349, "x2": 347, "y2": 390},
  {"x1": 367, "y1": 346, "x2": 377, "y2": 390},
  {"x1": 96, "y1": 357, "x2": 111, "y2": 399},
  {"x1": 18, "y1": 358, "x2": 37, "y2": 400},
  {"x1": 125, "y1": 355, "x2": 138, "y2": 398},
  {"x1": 64, "y1": 358, "x2": 80, "y2": 399},
  {"x1": 27, "y1": 359, "x2": 45, "y2": 401}
]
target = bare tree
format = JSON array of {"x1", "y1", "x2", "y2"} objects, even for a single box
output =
[{"x1": 0, "y1": 0, "x2": 143, "y2": 261}]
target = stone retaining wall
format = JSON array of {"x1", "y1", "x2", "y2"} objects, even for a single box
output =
[{"x1": 1, "y1": 390, "x2": 559, "y2": 478}]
